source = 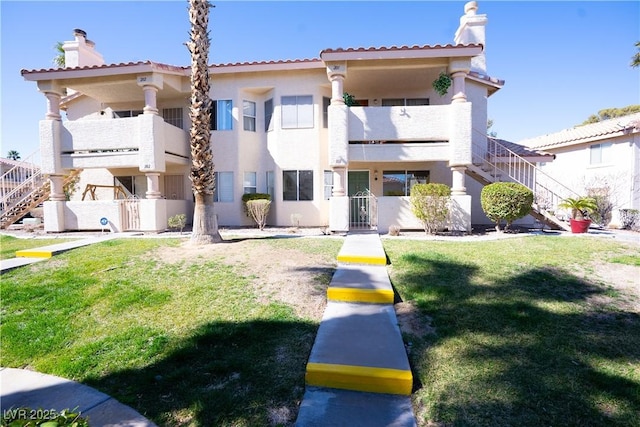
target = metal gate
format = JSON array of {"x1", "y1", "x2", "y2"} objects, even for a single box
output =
[
  {"x1": 120, "y1": 198, "x2": 140, "y2": 231},
  {"x1": 349, "y1": 190, "x2": 377, "y2": 229}
]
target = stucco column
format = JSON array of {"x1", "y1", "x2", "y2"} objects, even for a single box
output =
[
  {"x1": 145, "y1": 172, "x2": 162, "y2": 199},
  {"x1": 451, "y1": 166, "x2": 467, "y2": 195},
  {"x1": 332, "y1": 167, "x2": 346, "y2": 197},
  {"x1": 49, "y1": 175, "x2": 66, "y2": 201},
  {"x1": 44, "y1": 92, "x2": 62, "y2": 120},
  {"x1": 142, "y1": 85, "x2": 159, "y2": 115},
  {"x1": 451, "y1": 71, "x2": 467, "y2": 103},
  {"x1": 326, "y1": 62, "x2": 347, "y2": 104}
]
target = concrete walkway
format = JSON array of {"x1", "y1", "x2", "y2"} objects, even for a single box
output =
[
  {"x1": 0, "y1": 367, "x2": 156, "y2": 426},
  {"x1": 1, "y1": 234, "x2": 157, "y2": 426},
  {"x1": 296, "y1": 231, "x2": 417, "y2": 426},
  {"x1": 1, "y1": 234, "x2": 123, "y2": 274}
]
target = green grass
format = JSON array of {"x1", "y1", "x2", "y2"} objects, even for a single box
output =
[
  {"x1": 0, "y1": 235, "x2": 78, "y2": 260},
  {"x1": 384, "y1": 235, "x2": 640, "y2": 427},
  {"x1": 1, "y1": 237, "x2": 342, "y2": 426}
]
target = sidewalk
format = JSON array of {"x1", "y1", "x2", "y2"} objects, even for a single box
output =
[
  {"x1": 296, "y1": 231, "x2": 417, "y2": 427},
  {"x1": 0, "y1": 367, "x2": 156, "y2": 426}
]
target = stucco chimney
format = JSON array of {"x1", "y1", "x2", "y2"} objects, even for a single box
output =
[
  {"x1": 454, "y1": 1, "x2": 488, "y2": 74},
  {"x1": 62, "y1": 28, "x2": 104, "y2": 68}
]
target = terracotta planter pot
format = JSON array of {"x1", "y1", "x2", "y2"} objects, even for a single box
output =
[{"x1": 569, "y1": 218, "x2": 591, "y2": 233}]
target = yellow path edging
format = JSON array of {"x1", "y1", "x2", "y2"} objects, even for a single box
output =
[
  {"x1": 327, "y1": 287, "x2": 394, "y2": 304},
  {"x1": 306, "y1": 362, "x2": 413, "y2": 396},
  {"x1": 336, "y1": 254, "x2": 387, "y2": 265},
  {"x1": 15, "y1": 250, "x2": 53, "y2": 259}
]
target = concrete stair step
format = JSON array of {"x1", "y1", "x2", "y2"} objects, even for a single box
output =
[
  {"x1": 336, "y1": 233, "x2": 387, "y2": 265},
  {"x1": 296, "y1": 386, "x2": 416, "y2": 427},
  {"x1": 327, "y1": 264, "x2": 395, "y2": 304},
  {"x1": 305, "y1": 302, "x2": 412, "y2": 395}
]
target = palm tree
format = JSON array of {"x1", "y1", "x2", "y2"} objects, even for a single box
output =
[
  {"x1": 7, "y1": 150, "x2": 20, "y2": 161},
  {"x1": 632, "y1": 41, "x2": 640, "y2": 68},
  {"x1": 53, "y1": 41, "x2": 65, "y2": 67},
  {"x1": 187, "y1": 0, "x2": 222, "y2": 244}
]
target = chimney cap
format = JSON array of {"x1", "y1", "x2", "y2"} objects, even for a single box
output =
[{"x1": 73, "y1": 28, "x2": 87, "y2": 37}]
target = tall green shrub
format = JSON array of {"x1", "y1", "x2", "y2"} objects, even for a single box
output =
[
  {"x1": 481, "y1": 182, "x2": 533, "y2": 232},
  {"x1": 410, "y1": 183, "x2": 451, "y2": 234}
]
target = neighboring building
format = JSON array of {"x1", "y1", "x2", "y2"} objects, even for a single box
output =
[
  {"x1": 21, "y1": 2, "x2": 533, "y2": 233},
  {"x1": 520, "y1": 113, "x2": 640, "y2": 227}
]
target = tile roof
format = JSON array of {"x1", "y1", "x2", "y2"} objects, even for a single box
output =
[
  {"x1": 320, "y1": 43, "x2": 483, "y2": 55},
  {"x1": 519, "y1": 112, "x2": 640, "y2": 149},
  {"x1": 21, "y1": 60, "x2": 187, "y2": 75},
  {"x1": 489, "y1": 138, "x2": 554, "y2": 159}
]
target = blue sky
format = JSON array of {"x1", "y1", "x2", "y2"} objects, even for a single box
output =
[{"x1": 1, "y1": 1, "x2": 638, "y2": 158}]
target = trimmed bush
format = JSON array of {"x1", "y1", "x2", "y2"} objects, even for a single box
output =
[
  {"x1": 620, "y1": 209, "x2": 639, "y2": 230},
  {"x1": 168, "y1": 213, "x2": 187, "y2": 234},
  {"x1": 242, "y1": 193, "x2": 271, "y2": 217},
  {"x1": 246, "y1": 199, "x2": 271, "y2": 230},
  {"x1": 481, "y1": 182, "x2": 533, "y2": 232},
  {"x1": 410, "y1": 183, "x2": 451, "y2": 234}
]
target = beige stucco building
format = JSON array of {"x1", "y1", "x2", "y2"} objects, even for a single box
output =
[{"x1": 20, "y1": 1, "x2": 514, "y2": 233}]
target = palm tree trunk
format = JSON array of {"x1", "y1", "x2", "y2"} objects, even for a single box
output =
[{"x1": 188, "y1": 0, "x2": 222, "y2": 244}]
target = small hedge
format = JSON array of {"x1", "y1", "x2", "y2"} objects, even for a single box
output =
[{"x1": 481, "y1": 182, "x2": 533, "y2": 232}]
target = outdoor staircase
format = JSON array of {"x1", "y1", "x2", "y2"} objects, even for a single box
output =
[
  {"x1": 467, "y1": 138, "x2": 579, "y2": 231},
  {"x1": 0, "y1": 153, "x2": 81, "y2": 229}
]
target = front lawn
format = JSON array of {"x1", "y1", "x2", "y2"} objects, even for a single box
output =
[
  {"x1": 385, "y1": 235, "x2": 640, "y2": 427},
  {"x1": 0, "y1": 235, "x2": 78, "y2": 260}
]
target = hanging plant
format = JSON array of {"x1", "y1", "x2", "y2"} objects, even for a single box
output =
[
  {"x1": 343, "y1": 92, "x2": 359, "y2": 107},
  {"x1": 432, "y1": 72, "x2": 452, "y2": 96}
]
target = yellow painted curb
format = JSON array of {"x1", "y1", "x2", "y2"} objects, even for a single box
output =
[
  {"x1": 306, "y1": 362, "x2": 413, "y2": 395},
  {"x1": 15, "y1": 250, "x2": 53, "y2": 259},
  {"x1": 336, "y1": 254, "x2": 387, "y2": 265},
  {"x1": 327, "y1": 287, "x2": 394, "y2": 304}
]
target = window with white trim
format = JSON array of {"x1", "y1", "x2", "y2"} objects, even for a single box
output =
[
  {"x1": 243, "y1": 172, "x2": 257, "y2": 194},
  {"x1": 281, "y1": 95, "x2": 313, "y2": 129},
  {"x1": 114, "y1": 175, "x2": 147, "y2": 198},
  {"x1": 114, "y1": 110, "x2": 143, "y2": 118},
  {"x1": 589, "y1": 142, "x2": 612, "y2": 165},
  {"x1": 266, "y1": 171, "x2": 275, "y2": 198},
  {"x1": 283, "y1": 170, "x2": 313, "y2": 201},
  {"x1": 324, "y1": 170, "x2": 334, "y2": 200},
  {"x1": 322, "y1": 97, "x2": 330, "y2": 128},
  {"x1": 382, "y1": 170, "x2": 430, "y2": 196},
  {"x1": 214, "y1": 171, "x2": 234, "y2": 202},
  {"x1": 162, "y1": 108, "x2": 184, "y2": 129},
  {"x1": 381, "y1": 98, "x2": 429, "y2": 106},
  {"x1": 264, "y1": 98, "x2": 274, "y2": 132},
  {"x1": 210, "y1": 100, "x2": 233, "y2": 131},
  {"x1": 243, "y1": 100, "x2": 256, "y2": 131}
]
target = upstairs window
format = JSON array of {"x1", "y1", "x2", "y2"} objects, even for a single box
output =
[
  {"x1": 264, "y1": 98, "x2": 274, "y2": 132},
  {"x1": 283, "y1": 170, "x2": 313, "y2": 201},
  {"x1": 210, "y1": 100, "x2": 233, "y2": 131},
  {"x1": 322, "y1": 97, "x2": 330, "y2": 128},
  {"x1": 281, "y1": 95, "x2": 313, "y2": 129},
  {"x1": 382, "y1": 98, "x2": 429, "y2": 106},
  {"x1": 243, "y1": 100, "x2": 256, "y2": 131},
  {"x1": 114, "y1": 110, "x2": 143, "y2": 118},
  {"x1": 589, "y1": 142, "x2": 612, "y2": 165},
  {"x1": 162, "y1": 108, "x2": 184, "y2": 129}
]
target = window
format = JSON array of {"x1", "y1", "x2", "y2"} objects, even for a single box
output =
[
  {"x1": 214, "y1": 171, "x2": 234, "y2": 202},
  {"x1": 162, "y1": 108, "x2": 184, "y2": 129},
  {"x1": 281, "y1": 95, "x2": 313, "y2": 129},
  {"x1": 589, "y1": 143, "x2": 612, "y2": 165},
  {"x1": 210, "y1": 100, "x2": 233, "y2": 131},
  {"x1": 243, "y1": 100, "x2": 256, "y2": 131},
  {"x1": 283, "y1": 170, "x2": 313, "y2": 201},
  {"x1": 114, "y1": 110, "x2": 143, "y2": 118},
  {"x1": 164, "y1": 175, "x2": 185, "y2": 199},
  {"x1": 324, "y1": 170, "x2": 334, "y2": 200},
  {"x1": 243, "y1": 172, "x2": 257, "y2": 194},
  {"x1": 264, "y1": 98, "x2": 274, "y2": 132},
  {"x1": 382, "y1": 170, "x2": 429, "y2": 196},
  {"x1": 322, "y1": 97, "x2": 330, "y2": 128},
  {"x1": 266, "y1": 171, "x2": 275, "y2": 198},
  {"x1": 114, "y1": 175, "x2": 147, "y2": 198},
  {"x1": 381, "y1": 98, "x2": 429, "y2": 106}
]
